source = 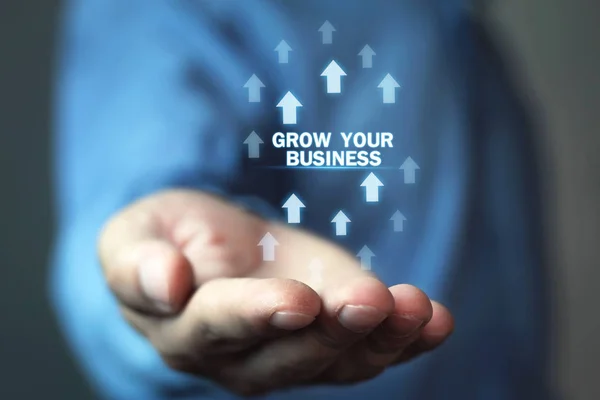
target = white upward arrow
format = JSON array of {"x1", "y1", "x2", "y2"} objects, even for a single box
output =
[
  {"x1": 321, "y1": 60, "x2": 347, "y2": 94},
  {"x1": 331, "y1": 210, "x2": 351, "y2": 236},
  {"x1": 360, "y1": 172, "x2": 384, "y2": 203},
  {"x1": 276, "y1": 91, "x2": 303, "y2": 125},
  {"x1": 258, "y1": 232, "x2": 279, "y2": 261},
  {"x1": 274, "y1": 40, "x2": 292, "y2": 64},
  {"x1": 282, "y1": 194, "x2": 305, "y2": 224},
  {"x1": 308, "y1": 258, "x2": 324, "y2": 287},
  {"x1": 378, "y1": 73, "x2": 401, "y2": 104}
]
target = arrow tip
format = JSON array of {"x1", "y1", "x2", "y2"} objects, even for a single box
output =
[
  {"x1": 361, "y1": 172, "x2": 383, "y2": 187},
  {"x1": 244, "y1": 74, "x2": 265, "y2": 88},
  {"x1": 277, "y1": 91, "x2": 303, "y2": 107},
  {"x1": 275, "y1": 40, "x2": 292, "y2": 51},
  {"x1": 319, "y1": 20, "x2": 335, "y2": 32},
  {"x1": 243, "y1": 131, "x2": 263, "y2": 144},
  {"x1": 358, "y1": 44, "x2": 375, "y2": 56},
  {"x1": 258, "y1": 232, "x2": 279, "y2": 246},
  {"x1": 332, "y1": 210, "x2": 350, "y2": 223},
  {"x1": 391, "y1": 210, "x2": 406, "y2": 220},
  {"x1": 400, "y1": 156, "x2": 420, "y2": 169},
  {"x1": 357, "y1": 245, "x2": 374, "y2": 257},
  {"x1": 378, "y1": 73, "x2": 400, "y2": 88},
  {"x1": 282, "y1": 193, "x2": 306, "y2": 208},
  {"x1": 321, "y1": 60, "x2": 347, "y2": 76}
]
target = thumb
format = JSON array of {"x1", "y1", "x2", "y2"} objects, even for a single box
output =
[{"x1": 98, "y1": 205, "x2": 195, "y2": 316}]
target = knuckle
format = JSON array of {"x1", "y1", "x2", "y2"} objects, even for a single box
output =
[
  {"x1": 192, "y1": 320, "x2": 251, "y2": 354},
  {"x1": 310, "y1": 324, "x2": 353, "y2": 351},
  {"x1": 178, "y1": 222, "x2": 246, "y2": 275},
  {"x1": 366, "y1": 332, "x2": 419, "y2": 355}
]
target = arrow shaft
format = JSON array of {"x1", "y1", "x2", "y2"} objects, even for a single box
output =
[
  {"x1": 335, "y1": 222, "x2": 347, "y2": 236},
  {"x1": 404, "y1": 169, "x2": 416, "y2": 184},
  {"x1": 262, "y1": 245, "x2": 276, "y2": 261},
  {"x1": 247, "y1": 143, "x2": 260, "y2": 158},
  {"x1": 278, "y1": 51, "x2": 289, "y2": 64},
  {"x1": 310, "y1": 268, "x2": 323, "y2": 285},
  {"x1": 382, "y1": 86, "x2": 396, "y2": 104},
  {"x1": 365, "y1": 186, "x2": 380, "y2": 202},
  {"x1": 248, "y1": 86, "x2": 262, "y2": 102},
  {"x1": 322, "y1": 31, "x2": 333, "y2": 44},
  {"x1": 359, "y1": 256, "x2": 372, "y2": 270},
  {"x1": 282, "y1": 106, "x2": 298, "y2": 124},
  {"x1": 362, "y1": 55, "x2": 373, "y2": 68},
  {"x1": 286, "y1": 207, "x2": 301, "y2": 223},
  {"x1": 393, "y1": 219, "x2": 404, "y2": 232},
  {"x1": 326, "y1": 75, "x2": 342, "y2": 93}
]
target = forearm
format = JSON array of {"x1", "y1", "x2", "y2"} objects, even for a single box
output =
[{"x1": 50, "y1": 1, "x2": 275, "y2": 397}]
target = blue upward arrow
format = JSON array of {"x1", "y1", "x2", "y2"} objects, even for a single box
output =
[
  {"x1": 274, "y1": 40, "x2": 292, "y2": 64},
  {"x1": 244, "y1": 74, "x2": 265, "y2": 103},
  {"x1": 400, "y1": 157, "x2": 420, "y2": 184},
  {"x1": 319, "y1": 20, "x2": 336, "y2": 44},
  {"x1": 390, "y1": 210, "x2": 407, "y2": 232},
  {"x1": 358, "y1": 45, "x2": 376, "y2": 68},
  {"x1": 357, "y1": 245, "x2": 375, "y2": 270},
  {"x1": 243, "y1": 131, "x2": 264, "y2": 159}
]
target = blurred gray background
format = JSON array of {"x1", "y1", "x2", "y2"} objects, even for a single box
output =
[{"x1": 0, "y1": 1, "x2": 598, "y2": 399}]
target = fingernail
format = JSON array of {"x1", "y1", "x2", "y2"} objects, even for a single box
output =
[
  {"x1": 389, "y1": 314, "x2": 425, "y2": 338},
  {"x1": 139, "y1": 258, "x2": 172, "y2": 312},
  {"x1": 337, "y1": 305, "x2": 387, "y2": 333},
  {"x1": 269, "y1": 312, "x2": 315, "y2": 330}
]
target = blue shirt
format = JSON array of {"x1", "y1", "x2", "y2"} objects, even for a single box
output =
[{"x1": 50, "y1": 1, "x2": 553, "y2": 399}]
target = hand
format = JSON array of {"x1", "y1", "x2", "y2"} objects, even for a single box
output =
[{"x1": 98, "y1": 190, "x2": 454, "y2": 396}]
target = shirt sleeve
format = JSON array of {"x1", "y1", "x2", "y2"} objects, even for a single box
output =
[{"x1": 49, "y1": 1, "x2": 279, "y2": 399}]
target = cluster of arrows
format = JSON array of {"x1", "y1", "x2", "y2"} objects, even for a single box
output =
[
  {"x1": 244, "y1": 20, "x2": 402, "y2": 126},
  {"x1": 257, "y1": 167, "x2": 414, "y2": 271},
  {"x1": 249, "y1": 21, "x2": 413, "y2": 272}
]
